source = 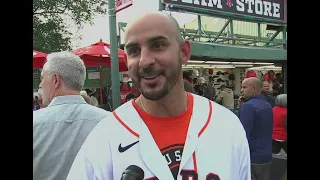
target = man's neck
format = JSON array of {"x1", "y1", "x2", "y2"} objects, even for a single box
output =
[
  {"x1": 52, "y1": 89, "x2": 80, "y2": 99},
  {"x1": 137, "y1": 86, "x2": 188, "y2": 118}
]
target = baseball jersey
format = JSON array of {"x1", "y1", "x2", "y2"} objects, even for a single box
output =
[{"x1": 67, "y1": 94, "x2": 251, "y2": 180}]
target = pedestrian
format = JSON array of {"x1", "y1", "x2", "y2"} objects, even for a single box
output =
[
  {"x1": 183, "y1": 71, "x2": 194, "y2": 93},
  {"x1": 33, "y1": 51, "x2": 111, "y2": 180},
  {"x1": 272, "y1": 94, "x2": 287, "y2": 155},
  {"x1": 239, "y1": 77, "x2": 273, "y2": 180},
  {"x1": 67, "y1": 11, "x2": 250, "y2": 180}
]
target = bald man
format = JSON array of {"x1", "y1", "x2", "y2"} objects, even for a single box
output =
[
  {"x1": 67, "y1": 11, "x2": 250, "y2": 180},
  {"x1": 239, "y1": 77, "x2": 273, "y2": 180}
]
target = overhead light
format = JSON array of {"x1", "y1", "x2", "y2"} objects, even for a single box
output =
[
  {"x1": 234, "y1": 65, "x2": 254, "y2": 67},
  {"x1": 188, "y1": 60, "x2": 205, "y2": 63},
  {"x1": 185, "y1": 66, "x2": 235, "y2": 69},
  {"x1": 213, "y1": 66, "x2": 235, "y2": 69},
  {"x1": 213, "y1": 65, "x2": 234, "y2": 68},
  {"x1": 185, "y1": 64, "x2": 212, "y2": 67},
  {"x1": 231, "y1": 62, "x2": 253, "y2": 65},
  {"x1": 248, "y1": 65, "x2": 274, "y2": 69},
  {"x1": 184, "y1": 64, "x2": 235, "y2": 69},
  {"x1": 247, "y1": 65, "x2": 282, "y2": 70},
  {"x1": 254, "y1": 62, "x2": 274, "y2": 65},
  {"x1": 205, "y1": 61, "x2": 230, "y2": 64},
  {"x1": 182, "y1": 66, "x2": 194, "y2": 69}
]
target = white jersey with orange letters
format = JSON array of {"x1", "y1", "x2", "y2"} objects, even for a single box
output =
[{"x1": 67, "y1": 94, "x2": 250, "y2": 180}]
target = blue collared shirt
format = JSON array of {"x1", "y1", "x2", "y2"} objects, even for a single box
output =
[
  {"x1": 33, "y1": 95, "x2": 112, "y2": 180},
  {"x1": 238, "y1": 95, "x2": 273, "y2": 164}
]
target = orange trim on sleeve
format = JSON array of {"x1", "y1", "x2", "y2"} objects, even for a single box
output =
[
  {"x1": 113, "y1": 111, "x2": 139, "y2": 138},
  {"x1": 198, "y1": 99, "x2": 213, "y2": 137}
]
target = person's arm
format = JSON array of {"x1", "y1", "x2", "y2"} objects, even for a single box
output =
[
  {"x1": 231, "y1": 113, "x2": 251, "y2": 180},
  {"x1": 67, "y1": 149, "x2": 97, "y2": 180},
  {"x1": 67, "y1": 122, "x2": 113, "y2": 180},
  {"x1": 238, "y1": 132, "x2": 251, "y2": 180},
  {"x1": 239, "y1": 103, "x2": 255, "y2": 137}
]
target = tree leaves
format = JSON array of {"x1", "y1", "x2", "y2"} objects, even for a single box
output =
[{"x1": 33, "y1": 0, "x2": 107, "y2": 53}]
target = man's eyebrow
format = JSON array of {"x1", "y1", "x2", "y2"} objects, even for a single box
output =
[
  {"x1": 125, "y1": 36, "x2": 169, "y2": 50},
  {"x1": 147, "y1": 36, "x2": 168, "y2": 43},
  {"x1": 125, "y1": 42, "x2": 139, "y2": 50}
]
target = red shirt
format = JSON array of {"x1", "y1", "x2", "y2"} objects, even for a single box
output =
[
  {"x1": 133, "y1": 93, "x2": 194, "y2": 179},
  {"x1": 272, "y1": 106, "x2": 287, "y2": 141}
]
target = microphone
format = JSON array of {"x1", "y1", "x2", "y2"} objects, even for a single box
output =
[{"x1": 120, "y1": 165, "x2": 144, "y2": 180}]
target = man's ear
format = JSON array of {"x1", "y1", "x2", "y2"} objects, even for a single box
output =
[{"x1": 180, "y1": 40, "x2": 191, "y2": 65}]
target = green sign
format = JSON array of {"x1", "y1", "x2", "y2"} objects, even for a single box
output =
[
  {"x1": 32, "y1": 67, "x2": 111, "y2": 90},
  {"x1": 83, "y1": 66, "x2": 111, "y2": 88}
]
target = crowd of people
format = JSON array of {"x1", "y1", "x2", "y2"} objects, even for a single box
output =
[
  {"x1": 33, "y1": 11, "x2": 287, "y2": 180},
  {"x1": 183, "y1": 69, "x2": 287, "y2": 180},
  {"x1": 183, "y1": 71, "x2": 236, "y2": 112}
]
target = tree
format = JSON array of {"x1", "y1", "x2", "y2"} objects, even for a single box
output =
[{"x1": 33, "y1": 0, "x2": 107, "y2": 53}]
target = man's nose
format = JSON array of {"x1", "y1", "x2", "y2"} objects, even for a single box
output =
[{"x1": 139, "y1": 48, "x2": 155, "y2": 68}]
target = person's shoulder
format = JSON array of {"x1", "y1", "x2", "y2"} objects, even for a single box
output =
[
  {"x1": 77, "y1": 103, "x2": 111, "y2": 118},
  {"x1": 33, "y1": 107, "x2": 53, "y2": 125},
  {"x1": 242, "y1": 101, "x2": 254, "y2": 108},
  {"x1": 79, "y1": 112, "x2": 115, "y2": 145},
  {"x1": 113, "y1": 100, "x2": 136, "y2": 114},
  {"x1": 193, "y1": 94, "x2": 239, "y2": 124},
  {"x1": 205, "y1": 100, "x2": 247, "y2": 143},
  {"x1": 84, "y1": 101, "x2": 136, "y2": 138},
  {"x1": 256, "y1": 96, "x2": 273, "y2": 108},
  {"x1": 211, "y1": 102, "x2": 240, "y2": 124},
  {"x1": 72, "y1": 112, "x2": 116, "y2": 162},
  {"x1": 241, "y1": 102, "x2": 259, "y2": 115},
  {"x1": 84, "y1": 103, "x2": 110, "y2": 113}
]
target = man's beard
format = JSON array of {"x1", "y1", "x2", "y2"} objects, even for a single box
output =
[{"x1": 132, "y1": 58, "x2": 182, "y2": 101}]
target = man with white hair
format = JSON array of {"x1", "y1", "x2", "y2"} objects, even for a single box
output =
[{"x1": 33, "y1": 51, "x2": 111, "y2": 180}]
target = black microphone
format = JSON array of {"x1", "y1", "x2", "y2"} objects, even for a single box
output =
[{"x1": 120, "y1": 165, "x2": 144, "y2": 180}]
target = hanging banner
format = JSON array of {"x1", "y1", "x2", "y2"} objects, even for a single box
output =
[
  {"x1": 162, "y1": 0, "x2": 286, "y2": 24},
  {"x1": 116, "y1": 0, "x2": 133, "y2": 13}
]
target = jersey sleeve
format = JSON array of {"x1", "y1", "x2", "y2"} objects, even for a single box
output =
[
  {"x1": 66, "y1": 119, "x2": 114, "y2": 180},
  {"x1": 238, "y1": 129, "x2": 251, "y2": 180},
  {"x1": 66, "y1": 148, "x2": 97, "y2": 180}
]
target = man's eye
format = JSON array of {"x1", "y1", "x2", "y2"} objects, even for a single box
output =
[
  {"x1": 128, "y1": 48, "x2": 139, "y2": 55},
  {"x1": 152, "y1": 42, "x2": 164, "y2": 49}
]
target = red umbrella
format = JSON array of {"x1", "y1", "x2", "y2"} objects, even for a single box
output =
[
  {"x1": 33, "y1": 50, "x2": 47, "y2": 68},
  {"x1": 72, "y1": 41, "x2": 128, "y2": 72},
  {"x1": 72, "y1": 41, "x2": 128, "y2": 104}
]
